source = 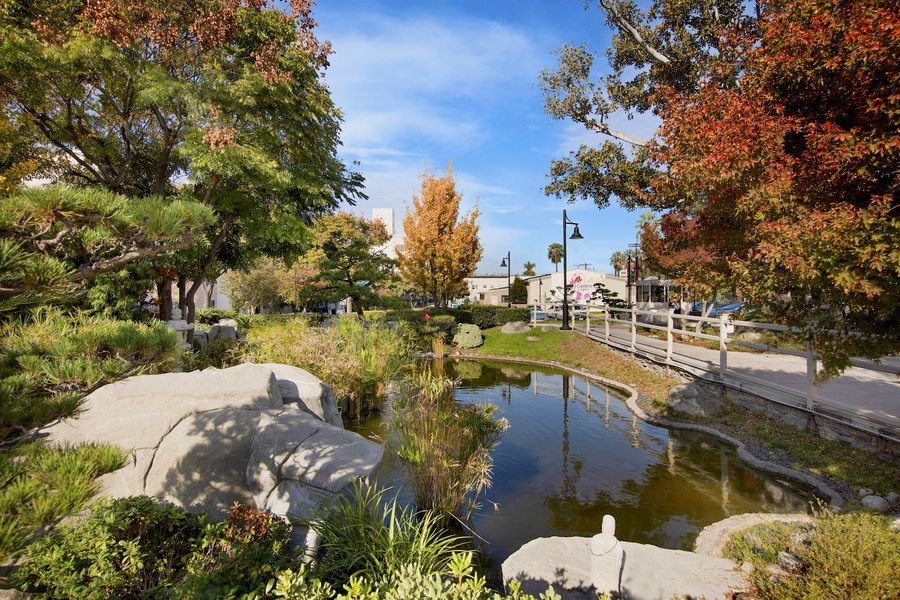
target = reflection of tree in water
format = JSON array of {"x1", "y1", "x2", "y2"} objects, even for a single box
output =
[
  {"x1": 543, "y1": 421, "x2": 809, "y2": 549},
  {"x1": 452, "y1": 360, "x2": 483, "y2": 381},
  {"x1": 550, "y1": 374, "x2": 585, "y2": 515},
  {"x1": 445, "y1": 360, "x2": 533, "y2": 389}
]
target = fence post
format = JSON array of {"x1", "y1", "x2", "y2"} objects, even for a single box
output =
[
  {"x1": 586, "y1": 308, "x2": 591, "y2": 335},
  {"x1": 604, "y1": 307, "x2": 610, "y2": 341},
  {"x1": 630, "y1": 307, "x2": 637, "y2": 352},
  {"x1": 666, "y1": 309, "x2": 674, "y2": 365},
  {"x1": 806, "y1": 347, "x2": 817, "y2": 412},
  {"x1": 719, "y1": 314, "x2": 728, "y2": 379}
]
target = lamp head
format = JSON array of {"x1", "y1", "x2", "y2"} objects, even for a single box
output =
[
  {"x1": 570, "y1": 224, "x2": 584, "y2": 240},
  {"x1": 500, "y1": 258, "x2": 508, "y2": 268}
]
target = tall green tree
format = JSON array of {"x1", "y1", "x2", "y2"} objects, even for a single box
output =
[
  {"x1": 509, "y1": 276, "x2": 527, "y2": 305},
  {"x1": 302, "y1": 213, "x2": 396, "y2": 317},
  {"x1": 546, "y1": 243, "x2": 563, "y2": 272},
  {"x1": 0, "y1": 0, "x2": 364, "y2": 322},
  {"x1": 542, "y1": 0, "x2": 899, "y2": 374},
  {"x1": 222, "y1": 258, "x2": 281, "y2": 314},
  {"x1": 522, "y1": 261, "x2": 537, "y2": 276}
]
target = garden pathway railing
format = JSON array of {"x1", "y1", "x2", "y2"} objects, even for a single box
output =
[{"x1": 580, "y1": 307, "x2": 900, "y2": 445}]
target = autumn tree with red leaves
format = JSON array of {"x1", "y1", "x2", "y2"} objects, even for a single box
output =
[
  {"x1": 0, "y1": 0, "x2": 364, "y2": 321},
  {"x1": 542, "y1": 0, "x2": 899, "y2": 375}
]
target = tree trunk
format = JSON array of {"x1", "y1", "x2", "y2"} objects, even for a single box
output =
[
  {"x1": 183, "y1": 215, "x2": 236, "y2": 330},
  {"x1": 157, "y1": 278, "x2": 173, "y2": 321},
  {"x1": 354, "y1": 298, "x2": 364, "y2": 317},
  {"x1": 177, "y1": 274, "x2": 187, "y2": 314}
]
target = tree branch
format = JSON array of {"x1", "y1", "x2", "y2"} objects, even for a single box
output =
[
  {"x1": 599, "y1": 0, "x2": 672, "y2": 65},
  {"x1": 591, "y1": 122, "x2": 649, "y2": 147}
]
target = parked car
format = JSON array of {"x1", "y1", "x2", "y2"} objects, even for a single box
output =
[{"x1": 546, "y1": 304, "x2": 587, "y2": 320}]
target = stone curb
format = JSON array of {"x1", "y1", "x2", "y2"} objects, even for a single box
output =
[{"x1": 452, "y1": 352, "x2": 845, "y2": 510}]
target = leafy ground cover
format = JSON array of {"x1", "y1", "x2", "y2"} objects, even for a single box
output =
[{"x1": 725, "y1": 509, "x2": 899, "y2": 599}]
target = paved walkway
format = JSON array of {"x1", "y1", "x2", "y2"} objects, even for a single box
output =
[{"x1": 572, "y1": 322, "x2": 900, "y2": 438}]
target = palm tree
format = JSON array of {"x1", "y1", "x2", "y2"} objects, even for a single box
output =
[
  {"x1": 609, "y1": 251, "x2": 627, "y2": 277},
  {"x1": 523, "y1": 261, "x2": 536, "y2": 276},
  {"x1": 547, "y1": 243, "x2": 563, "y2": 272}
]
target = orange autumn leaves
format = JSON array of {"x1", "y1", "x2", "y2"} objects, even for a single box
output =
[{"x1": 399, "y1": 165, "x2": 482, "y2": 306}]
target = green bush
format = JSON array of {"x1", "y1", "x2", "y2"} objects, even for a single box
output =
[
  {"x1": 185, "y1": 337, "x2": 243, "y2": 370},
  {"x1": 17, "y1": 497, "x2": 294, "y2": 599},
  {"x1": 17, "y1": 496, "x2": 205, "y2": 597},
  {"x1": 308, "y1": 483, "x2": 465, "y2": 585},
  {"x1": 470, "y1": 306, "x2": 529, "y2": 329},
  {"x1": 0, "y1": 309, "x2": 180, "y2": 435},
  {"x1": 381, "y1": 308, "x2": 473, "y2": 325},
  {"x1": 196, "y1": 308, "x2": 238, "y2": 325},
  {"x1": 726, "y1": 508, "x2": 900, "y2": 600},
  {"x1": 243, "y1": 315, "x2": 416, "y2": 418},
  {"x1": 0, "y1": 442, "x2": 123, "y2": 562},
  {"x1": 453, "y1": 324, "x2": 484, "y2": 348}
]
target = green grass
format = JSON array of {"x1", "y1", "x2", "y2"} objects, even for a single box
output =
[
  {"x1": 474, "y1": 327, "x2": 680, "y2": 405},
  {"x1": 697, "y1": 401, "x2": 900, "y2": 497}
]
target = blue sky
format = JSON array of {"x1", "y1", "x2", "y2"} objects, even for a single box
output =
[{"x1": 315, "y1": 0, "x2": 660, "y2": 276}]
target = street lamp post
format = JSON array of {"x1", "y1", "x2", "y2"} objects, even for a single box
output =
[
  {"x1": 500, "y1": 251, "x2": 511, "y2": 307},
  {"x1": 561, "y1": 209, "x2": 584, "y2": 331}
]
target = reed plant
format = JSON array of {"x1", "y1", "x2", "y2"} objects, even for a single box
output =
[
  {"x1": 307, "y1": 483, "x2": 465, "y2": 585},
  {"x1": 390, "y1": 372, "x2": 509, "y2": 524},
  {"x1": 244, "y1": 315, "x2": 415, "y2": 418}
]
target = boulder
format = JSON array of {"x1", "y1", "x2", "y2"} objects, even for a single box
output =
[
  {"x1": 858, "y1": 487, "x2": 875, "y2": 498},
  {"x1": 44, "y1": 363, "x2": 282, "y2": 449},
  {"x1": 861, "y1": 495, "x2": 890, "y2": 513},
  {"x1": 208, "y1": 324, "x2": 237, "y2": 341},
  {"x1": 666, "y1": 382, "x2": 722, "y2": 417},
  {"x1": 260, "y1": 363, "x2": 330, "y2": 422},
  {"x1": 502, "y1": 535, "x2": 749, "y2": 600},
  {"x1": 886, "y1": 492, "x2": 899, "y2": 506},
  {"x1": 527, "y1": 336, "x2": 541, "y2": 342},
  {"x1": 41, "y1": 363, "x2": 376, "y2": 528},
  {"x1": 500, "y1": 321, "x2": 530, "y2": 334}
]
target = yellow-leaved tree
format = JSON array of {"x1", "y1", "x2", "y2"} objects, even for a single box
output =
[{"x1": 399, "y1": 165, "x2": 482, "y2": 306}]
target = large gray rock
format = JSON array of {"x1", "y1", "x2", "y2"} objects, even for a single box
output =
[
  {"x1": 666, "y1": 382, "x2": 722, "y2": 417},
  {"x1": 500, "y1": 321, "x2": 531, "y2": 334},
  {"x1": 280, "y1": 424, "x2": 383, "y2": 493},
  {"x1": 208, "y1": 324, "x2": 237, "y2": 341},
  {"x1": 44, "y1": 363, "x2": 282, "y2": 449},
  {"x1": 502, "y1": 535, "x2": 749, "y2": 600},
  {"x1": 146, "y1": 408, "x2": 260, "y2": 519},
  {"x1": 261, "y1": 363, "x2": 330, "y2": 421},
  {"x1": 862, "y1": 495, "x2": 890, "y2": 513},
  {"x1": 41, "y1": 363, "x2": 375, "y2": 526}
]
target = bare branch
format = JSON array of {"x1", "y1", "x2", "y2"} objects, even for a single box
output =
[
  {"x1": 599, "y1": 0, "x2": 672, "y2": 65},
  {"x1": 591, "y1": 122, "x2": 649, "y2": 147}
]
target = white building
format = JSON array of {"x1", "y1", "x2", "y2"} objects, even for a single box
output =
[
  {"x1": 372, "y1": 207, "x2": 405, "y2": 260},
  {"x1": 476, "y1": 269, "x2": 628, "y2": 307}
]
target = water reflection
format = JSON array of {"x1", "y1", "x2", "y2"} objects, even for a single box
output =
[{"x1": 349, "y1": 359, "x2": 817, "y2": 565}]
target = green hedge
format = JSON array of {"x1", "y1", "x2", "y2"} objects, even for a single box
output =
[
  {"x1": 469, "y1": 306, "x2": 529, "y2": 329},
  {"x1": 380, "y1": 308, "x2": 473, "y2": 324}
]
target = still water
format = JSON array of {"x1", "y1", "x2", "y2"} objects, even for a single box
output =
[{"x1": 349, "y1": 359, "x2": 817, "y2": 564}]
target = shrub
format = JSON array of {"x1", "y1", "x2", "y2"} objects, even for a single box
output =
[
  {"x1": 0, "y1": 309, "x2": 180, "y2": 435},
  {"x1": 243, "y1": 315, "x2": 415, "y2": 418},
  {"x1": 390, "y1": 373, "x2": 508, "y2": 523},
  {"x1": 453, "y1": 324, "x2": 484, "y2": 348},
  {"x1": 0, "y1": 442, "x2": 123, "y2": 562},
  {"x1": 726, "y1": 507, "x2": 900, "y2": 600},
  {"x1": 185, "y1": 337, "x2": 242, "y2": 370},
  {"x1": 17, "y1": 496, "x2": 205, "y2": 597},
  {"x1": 195, "y1": 308, "x2": 238, "y2": 325},
  {"x1": 17, "y1": 497, "x2": 295, "y2": 599},
  {"x1": 470, "y1": 306, "x2": 529, "y2": 329},
  {"x1": 307, "y1": 483, "x2": 465, "y2": 585}
]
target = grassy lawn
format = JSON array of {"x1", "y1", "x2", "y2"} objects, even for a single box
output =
[
  {"x1": 466, "y1": 326, "x2": 900, "y2": 499},
  {"x1": 473, "y1": 327, "x2": 680, "y2": 405}
]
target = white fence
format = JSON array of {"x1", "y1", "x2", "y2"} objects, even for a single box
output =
[{"x1": 581, "y1": 307, "x2": 899, "y2": 444}]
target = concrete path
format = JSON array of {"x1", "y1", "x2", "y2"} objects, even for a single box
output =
[{"x1": 573, "y1": 322, "x2": 899, "y2": 438}]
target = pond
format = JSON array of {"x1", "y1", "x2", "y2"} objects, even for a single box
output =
[{"x1": 348, "y1": 358, "x2": 818, "y2": 565}]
